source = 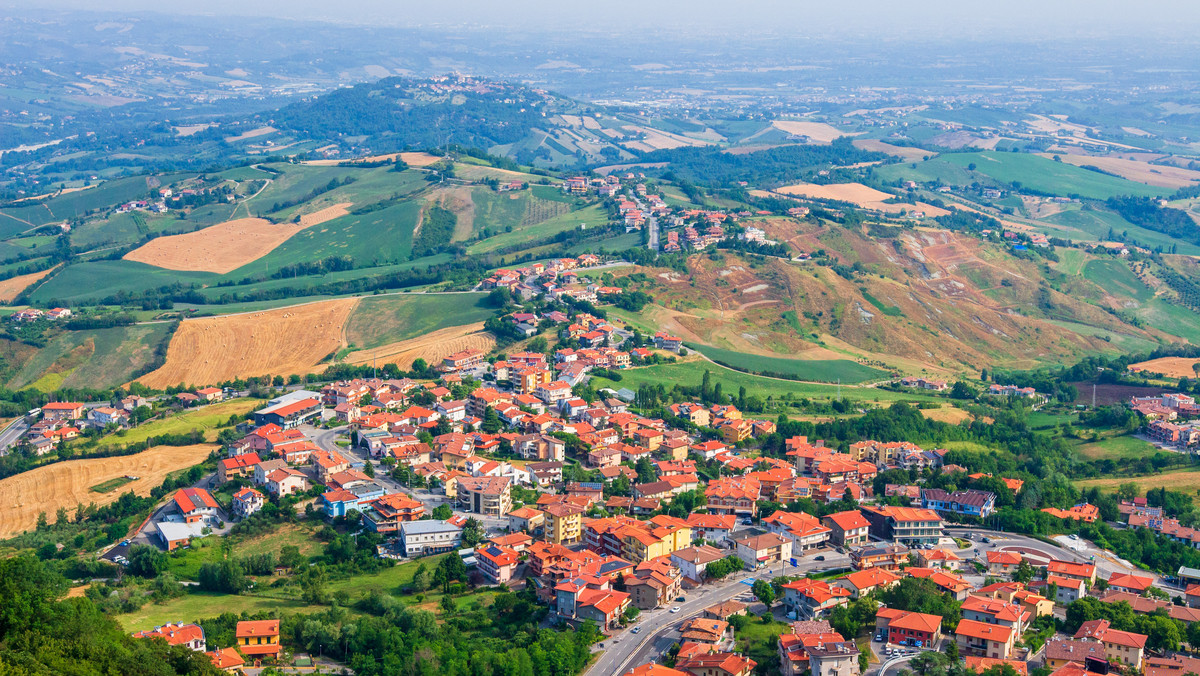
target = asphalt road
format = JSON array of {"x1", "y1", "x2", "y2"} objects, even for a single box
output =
[
  {"x1": 588, "y1": 551, "x2": 851, "y2": 676},
  {"x1": 0, "y1": 417, "x2": 29, "y2": 454}
]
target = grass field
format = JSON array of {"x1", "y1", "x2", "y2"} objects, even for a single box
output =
[
  {"x1": 1042, "y1": 319, "x2": 1158, "y2": 354},
  {"x1": 343, "y1": 293, "x2": 492, "y2": 350},
  {"x1": 28, "y1": 260, "x2": 216, "y2": 305},
  {"x1": 89, "y1": 476, "x2": 135, "y2": 493},
  {"x1": 589, "y1": 358, "x2": 943, "y2": 404},
  {"x1": 1082, "y1": 259, "x2": 1153, "y2": 302},
  {"x1": 1135, "y1": 298, "x2": 1200, "y2": 344},
  {"x1": 7, "y1": 323, "x2": 174, "y2": 391},
  {"x1": 109, "y1": 398, "x2": 264, "y2": 446},
  {"x1": 1074, "y1": 434, "x2": 1157, "y2": 461},
  {"x1": 467, "y1": 203, "x2": 609, "y2": 254},
  {"x1": 193, "y1": 254, "x2": 453, "y2": 302},
  {"x1": 689, "y1": 343, "x2": 888, "y2": 384},
  {"x1": 937, "y1": 152, "x2": 1170, "y2": 200},
  {"x1": 117, "y1": 591, "x2": 327, "y2": 632},
  {"x1": 1075, "y1": 468, "x2": 1200, "y2": 498},
  {"x1": 1042, "y1": 207, "x2": 1200, "y2": 255},
  {"x1": 0, "y1": 175, "x2": 189, "y2": 233}
]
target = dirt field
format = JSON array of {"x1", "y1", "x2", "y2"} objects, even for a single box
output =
[
  {"x1": 136, "y1": 298, "x2": 359, "y2": 388},
  {"x1": 223, "y1": 126, "x2": 276, "y2": 143},
  {"x1": 123, "y1": 217, "x2": 312, "y2": 274},
  {"x1": 298, "y1": 202, "x2": 352, "y2": 227},
  {"x1": 1066, "y1": 381, "x2": 1169, "y2": 406},
  {"x1": 343, "y1": 323, "x2": 495, "y2": 370},
  {"x1": 771, "y1": 120, "x2": 856, "y2": 143},
  {"x1": 1128, "y1": 356, "x2": 1200, "y2": 379},
  {"x1": 1038, "y1": 154, "x2": 1200, "y2": 189},
  {"x1": 0, "y1": 266, "x2": 57, "y2": 302},
  {"x1": 852, "y1": 139, "x2": 934, "y2": 161},
  {"x1": 774, "y1": 182, "x2": 950, "y2": 216},
  {"x1": 304, "y1": 152, "x2": 442, "y2": 167},
  {"x1": 0, "y1": 443, "x2": 215, "y2": 538}
]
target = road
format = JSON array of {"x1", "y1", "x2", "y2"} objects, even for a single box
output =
[
  {"x1": 0, "y1": 417, "x2": 29, "y2": 454},
  {"x1": 588, "y1": 551, "x2": 851, "y2": 676},
  {"x1": 647, "y1": 215, "x2": 659, "y2": 251}
]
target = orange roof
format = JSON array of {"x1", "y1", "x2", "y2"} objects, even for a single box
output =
[
  {"x1": 965, "y1": 657, "x2": 1028, "y2": 675},
  {"x1": 1046, "y1": 559, "x2": 1095, "y2": 578},
  {"x1": 132, "y1": 622, "x2": 204, "y2": 646},
  {"x1": 1108, "y1": 572, "x2": 1154, "y2": 591},
  {"x1": 955, "y1": 618, "x2": 1013, "y2": 642},
  {"x1": 1102, "y1": 628, "x2": 1148, "y2": 649},
  {"x1": 987, "y1": 551, "x2": 1023, "y2": 565},
  {"x1": 824, "y1": 510, "x2": 869, "y2": 531},
  {"x1": 840, "y1": 567, "x2": 900, "y2": 590},
  {"x1": 207, "y1": 647, "x2": 245, "y2": 669},
  {"x1": 173, "y1": 487, "x2": 218, "y2": 513},
  {"x1": 236, "y1": 619, "x2": 279, "y2": 637},
  {"x1": 889, "y1": 610, "x2": 943, "y2": 633},
  {"x1": 624, "y1": 665, "x2": 689, "y2": 676}
]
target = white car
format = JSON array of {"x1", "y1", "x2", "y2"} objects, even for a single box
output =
[
  {"x1": 670, "y1": 606, "x2": 681, "y2": 613},
  {"x1": 631, "y1": 626, "x2": 641, "y2": 634}
]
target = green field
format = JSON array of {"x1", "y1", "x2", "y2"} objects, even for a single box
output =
[
  {"x1": 230, "y1": 199, "x2": 425, "y2": 277},
  {"x1": 1075, "y1": 434, "x2": 1157, "y2": 461},
  {"x1": 1081, "y1": 259, "x2": 1152, "y2": 302},
  {"x1": 590, "y1": 358, "x2": 942, "y2": 404},
  {"x1": 1052, "y1": 249, "x2": 1091, "y2": 276},
  {"x1": 689, "y1": 343, "x2": 888, "y2": 384},
  {"x1": 90, "y1": 476, "x2": 135, "y2": 493},
  {"x1": 194, "y1": 255, "x2": 453, "y2": 303},
  {"x1": 467, "y1": 203, "x2": 610, "y2": 254},
  {"x1": 28, "y1": 260, "x2": 216, "y2": 305},
  {"x1": 7, "y1": 323, "x2": 174, "y2": 390},
  {"x1": 1134, "y1": 297, "x2": 1200, "y2": 344},
  {"x1": 109, "y1": 398, "x2": 264, "y2": 445},
  {"x1": 0, "y1": 175, "x2": 192, "y2": 234},
  {"x1": 1042, "y1": 206, "x2": 1200, "y2": 255},
  {"x1": 879, "y1": 152, "x2": 1169, "y2": 200},
  {"x1": 1043, "y1": 319, "x2": 1159, "y2": 354},
  {"x1": 344, "y1": 293, "x2": 493, "y2": 349}
]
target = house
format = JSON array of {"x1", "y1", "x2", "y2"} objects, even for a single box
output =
[
  {"x1": 1107, "y1": 572, "x2": 1154, "y2": 595},
  {"x1": 206, "y1": 647, "x2": 246, "y2": 672},
  {"x1": 876, "y1": 608, "x2": 943, "y2": 648},
  {"x1": 508, "y1": 506, "x2": 545, "y2": 534},
  {"x1": 218, "y1": 453, "x2": 261, "y2": 483},
  {"x1": 88, "y1": 406, "x2": 129, "y2": 427},
  {"x1": 265, "y1": 468, "x2": 308, "y2": 496},
  {"x1": 1045, "y1": 560, "x2": 1096, "y2": 584},
  {"x1": 132, "y1": 622, "x2": 207, "y2": 652},
  {"x1": 319, "y1": 481, "x2": 387, "y2": 518},
  {"x1": 955, "y1": 619, "x2": 1015, "y2": 659},
  {"x1": 1031, "y1": 575, "x2": 1087, "y2": 604},
  {"x1": 686, "y1": 513, "x2": 737, "y2": 544},
  {"x1": 672, "y1": 545, "x2": 728, "y2": 583},
  {"x1": 625, "y1": 559, "x2": 683, "y2": 609},
  {"x1": 822, "y1": 510, "x2": 871, "y2": 547},
  {"x1": 555, "y1": 581, "x2": 630, "y2": 630},
  {"x1": 917, "y1": 548, "x2": 962, "y2": 571},
  {"x1": 704, "y1": 601, "x2": 748, "y2": 621},
  {"x1": 675, "y1": 652, "x2": 756, "y2": 676},
  {"x1": 964, "y1": 658, "x2": 1028, "y2": 676},
  {"x1": 849, "y1": 543, "x2": 910, "y2": 571},
  {"x1": 232, "y1": 488, "x2": 265, "y2": 519},
  {"x1": 921, "y1": 489, "x2": 996, "y2": 519},
  {"x1": 400, "y1": 519, "x2": 463, "y2": 557},
  {"x1": 1044, "y1": 640, "x2": 1106, "y2": 671},
  {"x1": 961, "y1": 595, "x2": 1030, "y2": 637},
  {"x1": 1100, "y1": 629, "x2": 1148, "y2": 671},
  {"x1": 807, "y1": 641, "x2": 861, "y2": 676},
  {"x1": 763, "y1": 510, "x2": 831, "y2": 552},
  {"x1": 196, "y1": 387, "x2": 224, "y2": 402},
  {"x1": 172, "y1": 487, "x2": 220, "y2": 523},
  {"x1": 236, "y1": 619, "x2": 281, "y2": 659},
  {"x1": 835, "y1": 568, "x2": 901, "y2": 599},
  {"x1": 310, "y1": 449, "x2": 352, "y2": 483},
  {"x1": 678, "y1": 617, "x2": 731, "y2": 647},
  {"x1": 781, "y1": 578, "x2": 851, "y2": 619},
  {"x1": 986, "y1": 551, "x2": 1024, "y2": 577},
  {"x1": 735, "y1": 533, "x2": 793, "y2": 569},
  {"x1": 477, "y1": 544, "x2": 521, "y2": 585}
]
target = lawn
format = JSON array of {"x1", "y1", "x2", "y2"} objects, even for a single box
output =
[
  {"x1": 733, "y1": 616, "x2": 792, "y2": 674},
  {"x1": 1052, "y1": 249, "x2": 1092, "y2": 276},
  {"x1": 688, "y1": 344, "x2": 889, "y2": 384},
  {"x1": 590, "y1": 358, "x2": 944, "y2": 404},
  {"x1": 467, "y1": 203, "x2": 610, "y2": 254},
  {"x1": 937, "y1": 152, "x2": 1169, "y2": 200},
  {"x1": 344, "y1": 293, "x2": 493, "y2": 350},
  {"x1": 117, "y1": 591, "x2": 328, "y2": 632},
  {"x1": 108, "y1": 398, "x2": 264, "y2": 446}
]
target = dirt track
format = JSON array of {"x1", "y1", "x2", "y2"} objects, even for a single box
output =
[
  {"x1": 123, "y1": 217, "x2": 313, "y2": 274},
  {"x1": 136, "y1": 298, "x2": 359, "y2": 388},
  {"x1": 343, "y1": 323, "x2": 495, "y2": 370},
  {"x1": 0, "y1": 444, "x2": 216, "y2": 538}
]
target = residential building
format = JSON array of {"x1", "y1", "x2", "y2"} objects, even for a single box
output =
[
  {"x1": 172, "y1": 487, "x2": 220, "y2": 523},
  {"x1": 808, "y1": 641, "x2": 861, "y2": 676},
  {"x1": 835, "y1": 568, "x2": 901, "y2": 599},
  {"x1": 477, "y1": 544, "x2": 521, "y2": 585},
  {"x1": 735, "y1": 533, "x2": 793, "y2": 569},
  {"x1": 961, "y1": 595, "x2": 1030, "y2": 637},
  {"x1": 763, "y1": 510, "x2": 831, "y2": 551},
  {"x1": 921, "y1": 489, "x2": 997, "y2": 519},
  {"x1": 860, "y1": 506, "x2": 944, "y2": 546},
  {"x1": 876, "y1": 608, "x2": 942, "y2": 648},
  {"x1": 955, "y1": 619, "x2": 1015, "y2": 659},
  {"x1": 456, "y1": 476, "x2": 512, "y2": 517},
  {"x1": 672, "y1": 545, "x2": 728, "y2": 583},
  {"x1": 400, "y1": 520, "x2": 463, "y2": 557},
  {"x1": 362, "y1": 493, "x2": 425, "y2": 534},
  {"x1": 132, "y1": 622, "x2": 206, "y2": 652},
  {"x1": 1107, "y1": 572, "x2": 1154, "y2": 595},
  {"x1": 849, "y1": 543, "x2": 910, "y2": 570},
  {"x1": 1044, "y1": 640, "x2": 1106, "y2": 671},
  {"x1": 231, "y1": 488, "x2": 265, "y2": 519},
  {"x1": 544, "y1": 502, "x2": 586, "y2": 545},
  {"x1": 675, "y1": 652, "x2": 757, "y2": 676},
  {"x1": 781, "y1": 578, "x2": 851, "y2": 619},
  {"x1": 236, "y1": 620, "x2": 281, "y2": 659},
  {"x1": 986, "y1": 551, "x2": 1024, "y2": 577},
  {"x1": 823, "y1": 510, "x2": 871, "y2": 547},
  {"x1": 1045, "y1": 560, "x2": 1097, "y2": 585}
]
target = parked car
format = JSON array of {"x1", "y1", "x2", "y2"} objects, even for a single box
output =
[
  {"x1": 874, "y1": 635, "x2": 883, "y2": 642},
  {"x1": 884, "y1": 647, "x2": 892, "y2": 655},
  {"x1": 670, "y1": 607, "x2": 681, "y2": 614}
]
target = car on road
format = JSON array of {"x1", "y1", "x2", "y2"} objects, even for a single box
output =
[
  {"x1": 981, "y1": 537, "x2": 990, "y2": 543},
  {"x1": 631, "y1": 626, "x2": 641, "y2": 634},
  {"x1": 670, "y1": 606, "x2": 681, "y2": 613},
  {"x1": 1070, "y1": 534, "x2": 1079, "y2": 540},
  {"x1": 120, "y1": 540, "x2": 130, "y2": 547},
  {"x1": 814, "y1": 555, "x2": 825, "y2": 561}
]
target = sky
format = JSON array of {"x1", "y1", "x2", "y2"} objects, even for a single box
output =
[{"x1": 3, "y1": 0, "x2": 1200, "y2": 40}]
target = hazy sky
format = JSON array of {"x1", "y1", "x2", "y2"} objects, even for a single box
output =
[{"x1": 4, "y1": 0, "x2": 1200, "y2": 39}]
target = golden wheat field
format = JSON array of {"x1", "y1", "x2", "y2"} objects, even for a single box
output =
[
  {"x1": 343, "y1": 323, "x2": 495, "y2": 370},
  {"x1": 123, "y1": 217, "x2": 314, "y2": 274},
  {"x1": 0, "y1": 444, "x2": 216, "y2": 538},
  {"x1": 1128, "y1": 356, "x2": 1200, "y2": 379},
  {"x1": 136, "y1": 298, "x2": 359, "y2": 388},
  {"x1": 0, "y1": 266, "x2": 57, "y2": 302}
]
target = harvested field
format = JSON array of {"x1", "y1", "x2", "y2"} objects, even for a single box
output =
[
  {"x1": 920, "y1": 406, "x2": 972, "y2": 424},
  {"x1": 0, "y1": 266, "x2": 57, "y2": 302},
  {"x1": 304, "y1": 151, "x2": 441, "y2": 167},
  {"x1": 0, "y1": 443, "x2": 215, "y2": 538},
  {"x1": 1075, "y1": 469, "x2": 1200, "y2": 498},
  {"x1": 343, "y1": 323, "x2": 494, "y2": 370},
  {"x1": 136, "y1": 298, "x2": 358, "y2": 388},
  {"x1": 1128, "y1": 356, "x2": 1200, "y2": 379},
  {"x1": 621, "y1": 125, "x2": 711, "y2": 152},
  {"x1": 852, "y1": 139, "x2": 934, "y2": 161},
  {"x1": 123, "y1": 217, "x2": 311, "y2": 274},
  {"x1": 771, "y1": 120, "x2": 857, "y2": 143},
  {"x1": 1038, "y1": 154, "x2": 1200, "y2": 189},
  {"x1": 775, "y1": 182, "x2": 950, "y2": 216},
  {"x1": 298, "y1": 202, "x2": 352, "y2": 227}
]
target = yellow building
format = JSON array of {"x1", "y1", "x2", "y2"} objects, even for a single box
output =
[
  {"x1": 618, "y1": 515, "x2": 693, "y2": 563},
  {"x1": 543, "y1": 502, "x2": 585, "y2": 545}
]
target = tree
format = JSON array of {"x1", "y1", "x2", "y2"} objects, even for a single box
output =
[
  {"x1": 432, "y1": 504, "x2": 453, "y2": 520},
  {"x1": 752, "y1": 579, "x2": 775, "y2": 608},
  {"x1": 1013, "y1": 560, "x2": 1035, "y2": 584},
  {"x1": 127, "y1": 544, "x2": 169, "y2": 578},
  {"x1": 413, "y1": 563, "x2": 432, "y2": 592},
  {"x1": 362, "y1": 461, "x2": 375, "y2": 478},
  {"x1": 440, "y1": 594, "x2": 457, "y2": 614},
  {"x1": 950, "y1": 381, "x2": 978, "y2": 400},
  {"x1": 461, "y1": 518, "x2": 485, "y2": 547},
  {"x1": 622, "y1": 606, "x2": 640, "y2": 624},
  {"x1": 635, "y1": 456, "x2": 657, "y2": 484}
]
